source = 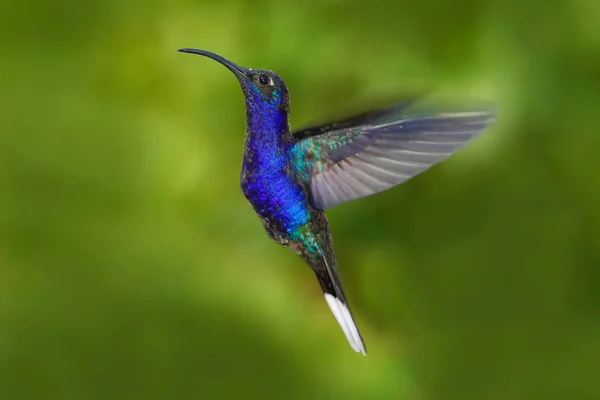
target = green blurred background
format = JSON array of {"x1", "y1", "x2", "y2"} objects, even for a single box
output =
[{"x1": 2, "y1": 0, "x2": 600, "y2": 398}]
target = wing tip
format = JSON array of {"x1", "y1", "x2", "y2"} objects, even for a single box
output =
[{"x1": 324, "y1": 293, "x2": 367, "y2": 355}]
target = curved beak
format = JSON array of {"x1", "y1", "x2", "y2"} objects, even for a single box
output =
[{"x1": 178, "y1": 48, "x2": 248, "y2": 78}]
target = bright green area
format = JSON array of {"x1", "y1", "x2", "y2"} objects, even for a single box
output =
[{"x1": 1, "y1": 0, "x2": 599, "y2": 399}]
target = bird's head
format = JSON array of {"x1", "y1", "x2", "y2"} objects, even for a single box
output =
[{"x1": 178, "y1": 48, "x2": 290, "y2": 112}]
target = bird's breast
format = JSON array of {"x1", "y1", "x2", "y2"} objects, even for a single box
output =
[{"x1": 241, "y1": 152, "x2": 311, "y2": 236}]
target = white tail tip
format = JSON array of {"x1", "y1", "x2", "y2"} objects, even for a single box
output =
[{"x1": 324, "y1": 294, "x2": 366, "y2": 355}]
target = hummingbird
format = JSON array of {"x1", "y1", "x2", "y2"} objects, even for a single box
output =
[{"x1": 178, "y1": 48, "x2": 496, "y2": 355}]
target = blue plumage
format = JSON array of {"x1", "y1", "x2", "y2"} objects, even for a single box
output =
[{"x1": 238, "y1": 78, "x2": 312, "y2": 237}]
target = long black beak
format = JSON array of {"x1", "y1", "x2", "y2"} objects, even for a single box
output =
[{"x1": 178, "y1": 48, "x2": 248, "y2": 78}]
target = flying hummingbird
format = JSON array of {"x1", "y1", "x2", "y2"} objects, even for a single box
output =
[{"x1": 179, "y1": 48, "x2": 496, "y2": 355}]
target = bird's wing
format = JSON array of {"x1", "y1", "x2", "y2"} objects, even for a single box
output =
[
  {"x1": 291, "y1": 104, "x2": 497, "y2": 210},
  {"x1": 291, "y1": 97, "x2": 422, "y2": 141}
]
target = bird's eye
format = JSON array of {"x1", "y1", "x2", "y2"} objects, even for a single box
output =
[{"x1": 258, "y1": 74, "x2": 271, "y2": 86}]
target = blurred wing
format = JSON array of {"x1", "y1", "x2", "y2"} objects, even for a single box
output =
[
  {"x1": 291, "y1": 107, "x2": 497, "y2": 209},
  {"x1": 291, "y1": 97, "x2": 422, "y2": 141}
]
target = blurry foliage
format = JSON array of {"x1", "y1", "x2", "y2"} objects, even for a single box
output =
[{"x1": 1, "y1": 0, "x2": 600, "y2": 399}]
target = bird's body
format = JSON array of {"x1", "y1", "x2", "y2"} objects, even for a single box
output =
[
  {"x1": 179, "y1": 48, "x2": 497, "y2": 355},
  {"x1": 236, "y1": 80, "x2": 365, "y2": 349}
]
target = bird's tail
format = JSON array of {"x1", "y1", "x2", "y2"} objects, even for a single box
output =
[{"x1": 313, "y1": 252, "x2": 367, "y2": 355}]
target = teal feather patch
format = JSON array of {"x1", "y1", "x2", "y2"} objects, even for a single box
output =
[{"x1": 290, "y1": 129, "x2": 363, "y2": 182}]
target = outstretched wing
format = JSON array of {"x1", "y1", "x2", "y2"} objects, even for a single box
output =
[{"x1": 291, "y1": 105, "x2": 497, "y2": 210}]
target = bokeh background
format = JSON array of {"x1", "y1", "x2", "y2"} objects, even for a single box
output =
[{"x1": 2, "y1": 0, "x2": 600, "y2": 398}]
